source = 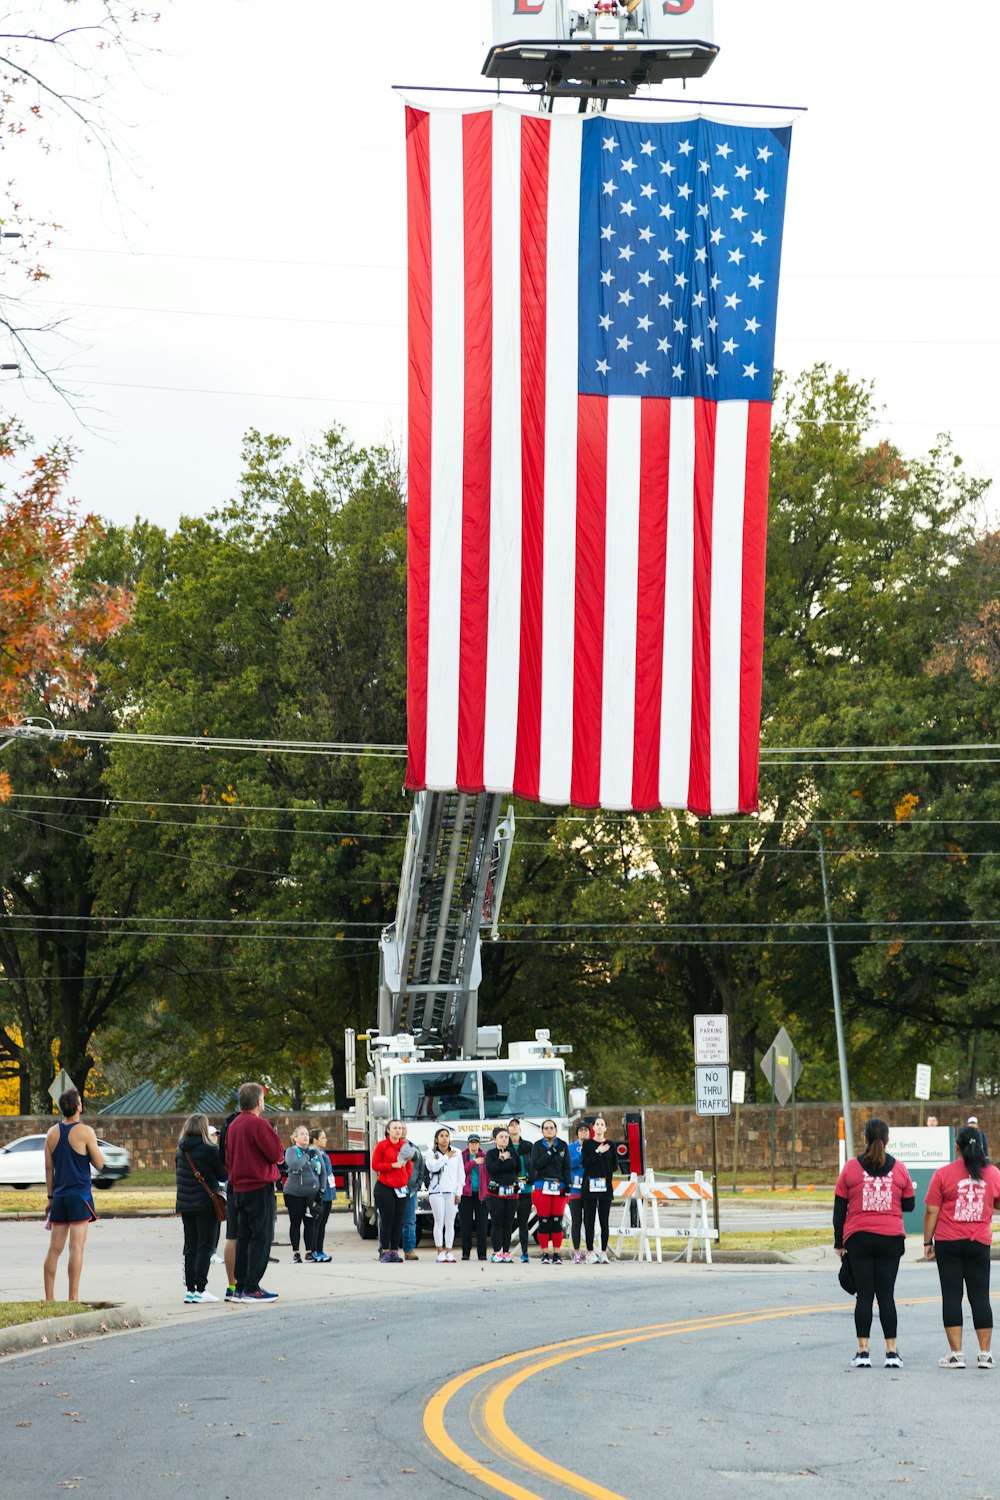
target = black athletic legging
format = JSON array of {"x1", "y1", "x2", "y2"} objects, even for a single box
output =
[
  {"x1": 285, "y1": 1194, "x2": 316, "y2": 1254},
  {"x1": 490, "y1": 1195, "x2": 516, "y2": 1254},
  {"x1": 374, "y1": 1180, "x2": 406, "y2": 1251},
  {"x1": 934, "y1": 1238, "x2": 994, "y2": 1329},
  {"x1": 846, "y1": 1231, "x2": 905, "y2": 1339},
  {"x1": 583, "y1": 1194, "x2": 612, "y2": 1253},
  {"x1": 569, "y1": 1198, "x2": 584, "y2": 1251}
]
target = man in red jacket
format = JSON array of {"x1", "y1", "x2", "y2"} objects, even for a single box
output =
[{"x1": 225, "y1": 1081, "x2": 284, "y2": 1302}]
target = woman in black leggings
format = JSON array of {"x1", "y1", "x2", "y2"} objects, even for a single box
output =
[
  {"x1": 834, "y1": 1118, "x2": 915, "y2": 1369},
  {"x1": 581, "y1": 1116, "x2": 617, "y2": 1263},
  {"x1": 924, "y1": 1125, "x2": 1000, "y2": 1368}
]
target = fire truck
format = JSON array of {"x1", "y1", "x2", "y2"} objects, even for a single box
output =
[{"x1": 345, "y1": 791, "x2": 589, "y2": 1239}]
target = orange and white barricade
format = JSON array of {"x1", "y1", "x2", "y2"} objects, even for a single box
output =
[{"x1": 612, "y1": 1169, "x2": 717, "y2": 1264}]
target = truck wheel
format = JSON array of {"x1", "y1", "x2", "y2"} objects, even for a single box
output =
[{"x1": 353, "y1": 1178, "x2": 377, "y2": 1240}]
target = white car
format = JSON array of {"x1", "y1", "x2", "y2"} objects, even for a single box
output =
[{"x1": 0, "y1": 1133, "x2": 131, "y2": 1189}]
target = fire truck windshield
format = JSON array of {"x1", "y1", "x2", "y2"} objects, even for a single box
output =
[
  {"x1": 482, "y1": 1068, "x2": 565, "y2": 1121},
  {"x1": 394, "y1": 1067, "x2": 566, "y2": 1122}
]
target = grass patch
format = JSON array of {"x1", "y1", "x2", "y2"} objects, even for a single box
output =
[
  {"x1": 0, "y1": 1189, "x2": 176, "y2": 1215},
  {"x1": 613, "y1": 1227, "x2": 830, "y2": 1254},
  {"x1": 0, "y1": 1302, "x2": 89, "y2": 1330}
]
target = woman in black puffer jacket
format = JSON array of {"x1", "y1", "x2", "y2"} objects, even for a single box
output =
[{"x1": 175, "y1": 1113, "x2": 225, "y2": 1304}]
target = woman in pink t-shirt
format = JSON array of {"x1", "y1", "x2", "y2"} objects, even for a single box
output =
[
  {"x1": 834, "y1": 1118, "x2": 915, "y2": 1369},
  {"x1": 924, "y1": 1124, "x2": 1000, "y2": 1369}
]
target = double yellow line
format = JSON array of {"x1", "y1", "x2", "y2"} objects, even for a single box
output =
[{"x1": 424, "y1": 1299, "x2": 851, "y2": 1500}]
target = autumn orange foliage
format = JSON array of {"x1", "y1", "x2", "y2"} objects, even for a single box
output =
[{"x1": 0, "y1": 420, "x2": 132, "y2": 796}]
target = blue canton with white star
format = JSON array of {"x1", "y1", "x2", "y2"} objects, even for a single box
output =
[{"x1": 578, "y1": 118, "x2": 791, "y2": 402}]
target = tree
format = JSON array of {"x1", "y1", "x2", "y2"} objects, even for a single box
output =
[{"x1": 1, "y1": 2, "x2": 160, "y2": 385}]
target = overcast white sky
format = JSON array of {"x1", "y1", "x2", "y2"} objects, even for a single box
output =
[{"x1": 5, "y1": 0, "x2": 1000, "y2": 531}]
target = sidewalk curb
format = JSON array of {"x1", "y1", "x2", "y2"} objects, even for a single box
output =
[{"x1": 0, "y1": 1303, "x2": 145, "y2": 1357}]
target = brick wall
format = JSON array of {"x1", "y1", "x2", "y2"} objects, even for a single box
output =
[
  {"x1": 0, "y1": 1113, "x2": 347, "y2": 1173},
  {"x1": 591, "y1": 1100, "x2": 996, "y2": 1177}
]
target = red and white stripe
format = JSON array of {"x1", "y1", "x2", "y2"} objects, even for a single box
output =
[{"x1": 406, "y1": 104, "x2": 772, "y2": 816}]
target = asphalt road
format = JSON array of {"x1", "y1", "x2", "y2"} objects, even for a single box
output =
[{"x1": 2, "y1": 1256, "x2": 998, "y2": 1500}]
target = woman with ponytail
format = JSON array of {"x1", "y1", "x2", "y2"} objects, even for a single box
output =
[
  {"x1": 924, "y1": 1124, "x2": 1000, "y2": 1369},
  {"x1": 833, "y1": 1118, "x2": 915, "y2": 1369}
]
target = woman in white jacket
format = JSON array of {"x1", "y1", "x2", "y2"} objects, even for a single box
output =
[{"x1": 426, "y1": 1128, "x2": 464, "y2": 1263}]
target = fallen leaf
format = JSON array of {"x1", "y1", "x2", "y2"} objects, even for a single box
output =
[{"x1": 16, "y1": 1420, "x2": 31, "y2": 1428}]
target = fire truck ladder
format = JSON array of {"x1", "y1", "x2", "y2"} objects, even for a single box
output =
[{"x1": 377, "y1": 790, "x2": 514, "y2": 1057}]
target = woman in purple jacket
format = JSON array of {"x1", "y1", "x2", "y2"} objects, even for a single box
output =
[{"x1": 459, "y1": 1134, "x2": 489, "y2": 1262}]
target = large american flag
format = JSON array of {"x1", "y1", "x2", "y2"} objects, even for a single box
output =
[{"x1": 405, "y1": 105, "x2": 792, "y2": 814}]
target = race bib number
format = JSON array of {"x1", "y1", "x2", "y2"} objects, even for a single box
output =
[
  {"x1": 571, "y1": 1174, "x2": 584, "y2": 1192},
  {"x1": 394, "y1": 1187, "x2": 409, "y2": 1199},
  {"x1": 492, "y1": 1182, "x2": 517, "y2": 1198},
  {"x1": 588, "y1": 1177, "x2": 608, "y2": 1194},
  {"x1": 541, "y1": 1179, "x2": 561, "y2": 1196}
]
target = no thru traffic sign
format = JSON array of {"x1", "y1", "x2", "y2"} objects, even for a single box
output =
[{"x1": 695, "y1": 1065, "x2": 731, "y2": 1117}]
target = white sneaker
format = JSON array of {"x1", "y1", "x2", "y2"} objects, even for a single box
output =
[
  {"x1": 939, "y1": 1352, "x2": 965, "y2": 1368},
  {"x1": 184, "y1": 1292, "x2": 199, "y2": 1303},
  {"x1": 444, "y1": 1252, "x2": 456, "y2": 1263},
  {"x1": 586, "y1": 1251, "x2": 599, "y2": 1264},
  {"x1": 198, "y1": 1290, "x2": 220, "y2": 1303},
  {"x1": 598, "y1": 1251, "x2": 610, "y2": 1264},
  {"x1": 210, "y1": 1253, "x2": 224, "y2": 1265},
  {"x1": 978, "y1": 1352, "x2": 994, "y2": 1369},
  {"x1": 436, "y1": 1251, "x2": 448, "y2": 1263}
]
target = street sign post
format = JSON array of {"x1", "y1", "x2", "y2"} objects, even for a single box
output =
[
  {"x1": 760, "y1": 1028, "x2": 803, "y2": 1191},
  {"x1": 914, "y1": 1063, "x2": 932, "y2": 1124},
  {"x1": 694, "y1": 1060, "x2": 729, "y2": 1240},
  {"x1": 731, "y1": 1069, "x2": 746, "y2": 1191}
]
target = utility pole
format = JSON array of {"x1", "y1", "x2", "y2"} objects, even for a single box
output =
[{"x1": 818, "y1": 827, "x2": 853, "y2": 1158}]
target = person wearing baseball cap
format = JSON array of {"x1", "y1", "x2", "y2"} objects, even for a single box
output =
[
  {"x1": 459, "y1": 1135, "x2": 489, "y2": 1262},
  {"x1": 968, "y1": 1116, "x2": 989, "y2": 1160}
]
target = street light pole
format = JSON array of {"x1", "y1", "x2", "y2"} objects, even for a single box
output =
[{"x1": 818, "y1": 826, "x2": 854, "y2": 1158}]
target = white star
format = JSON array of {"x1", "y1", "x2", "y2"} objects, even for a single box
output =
[
  {"x1": 638, "y1": 226, "x2": 654, "y2": 243},
  {"x1": 675, "y1": 226, "x2": 690, "y2": 244},
  {"x1": 747, "y1": 272, "x2": 764, "y2": 290},
  {"x1": 658, "y1": 203, "x2": 675, "y2": 221},
  {"x1": 620, "y1": 198, "x2": 637, "y2": 218},
  {"x1": 657, "y1": 247, "x2": 673, "y2": 264},
  {"x1": 757, "y1": 144, "x2": 773, "y2": 162},
  {"x1": 707, "y1": 316, "x2": 718, "y2": 332},
  {"x1": 710, "y1": 273, "x2": 721, "y2": 290},
  {"x1": 744, "y1": 316, "x2": 761, "y2": 334},
  {"x1": 710, "y1": 226, "x2": 724, "y2": 245},
  {"x1": 602, "y1": 135, "x2": 618, "y2": 153},
  {"x1": 635, "y1": 360, "x2": 650, "y2": 378},
  {"x1": 678, "y1": 139, "x2": 693, "y2": 155},
  {"x1": 705, "y1": 363, "x2": 718, "y2": 378},
  {"x1": 657, "y1": 336, "x2": 671, "y2": 353},
  {"x1": 637, "y1": 314, "x2": 652, "y2": 331},
  {"x1": 716, "y1": 142, "x2": 733, "y2": 158},
  {"x1": 672, "y1": 362, "x2": 685, "y2": 379},
  {"x1": 600, "y1": 269, "x2": 614, "y2": 285},
  {"x1": 730, "y1": 205, "x2": 748, "y2": 222},
  {"x1": 617, "y1": 333, "x2": 633, "y2": 351},
  {"x1": 722, "y1": 337, "x2": 738, "y2": 355},
  {"x1": 596, "y1": 358, "x2": 610, "y2": 375},
  {"x1": 751, "y1": 229, "x2": 767, "y2": 247},
  {"x1": 603, "y1": 178, "x2": 617, "y2": 196},
  {"x1": 640, "y1": 139, "x2": 655, "y2": 156},
  {"x1": 673, "y1": 316, "x2": 687, "y2": 334},
  {"x1": 618, "y1": 289, "x2": 634, "y2": 306},
  {"x1": 696, "y1": 202, "x2": 709, "y2": 219},
  {"x1": 692, "y1": 289, "x2": 706, "y2": 307},
  {"x1": 754, "y1": 186, "x2": 769, "y2": 204},
  {"x1": 600, "y1": 223, "x2": 616, "y2": 241},
  {"x1": 658, "y1": 293, "x2": 672, "y2": 311},
  {"x1": 694, "y1": 247, "x2": 707, "y2": 264},
  {"x1": 676, "y1": 182, "x2": 693, "y2": 200},
  {"x1": 674, "y1": 271, "x2": 688, "y2": 289},
  {"x1": 734, "y1": 163, "x2": 750, "y2": 180},
  {"x1": 698, "y1": 159, "x2": 709, "y2": 175},
  {"x1": 728, "y1": 247, "x2": 745, "y2": 265},
  {"x1": 724, "y1": 291, "x2": 741, "y2": 309},
  {"x1": 598, "y1": 313, "x2": 612, "y2": 331},
  {"x1": 660, "y1": 159, "x2": 675, "y2": 176},
  {"x1": 691, "y1": 334, "x2": 704, "y2": 353},
  {"x1": 637, "y1": 269, "x2": 653, "y2": 287},
  {"x1": 640, "y1": 182, "x2": 656, "y2": 200},
  {"x1": 711, "y1": 183, "x2": 730, "y2": 201},
  {"x1": 743, "y1": 361, "x2": 759, "y2": 379},
  {"x1": 618, "y1": 244, "x2": 635, "y2": 261},
  {"x1": 621, "y1": 157, "x2": 637, "y2": 175}
]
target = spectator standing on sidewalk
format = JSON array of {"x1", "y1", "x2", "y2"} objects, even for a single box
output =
[
  {"x1": 507, "y1": 1119, "x2": 534, "y2": 1264},
  {"x1": 581, "y1": 1115, "x2": 617, "y2": 1263},
  {"x1": 43, "y1": 1089, "x2": 103, "y2": 1302},
  {"x1": 372, "y1": 1120, "x2": 412, "y2": 1263},
  {"x1": 398, "y1": 1126, "x2": 424, "y2": 1262},
  {"x1": 924, "y1": 1124, "x2": 1000, "y2": 1368},
  {"x1": 966, "y1": 1115, "x2": 989, "y2": 1160},
  {"x1": 834, "y1": 1117, "x2": 914, "y2": 1369},
  {"x1": 284, "y1": 1125, "x2": 322, "y2": 1264},
  {"x1": 175, "y1": 1113, "x2": 225, "y2": 1304},
  {"x1": 426, "y1": 1128, "x2": 463, "y2": 1262},
  {"x1": 309, "y1": 1128, "x2": 336, "y2": 1262},
  {"x1": 225, "y1": 1082, "x2": 284, "y2": 1302},
  {"x1": 529, "y1": 1119, "x2": 571, "y2": 1265},
  {"x1": 459, "y1": 1134, "x2": 489, "y2": 1262},
  {"x1": 485, "y1": 1126, "x2": 520, "y2": 1263},
  {"x1": 568, "y1": 1120, "x2": 590, "y2": 1262}
]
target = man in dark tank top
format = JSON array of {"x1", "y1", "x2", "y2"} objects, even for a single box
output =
[{"x1": 43, "y1": 1089, "x2": 104, "y2": 1302}]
